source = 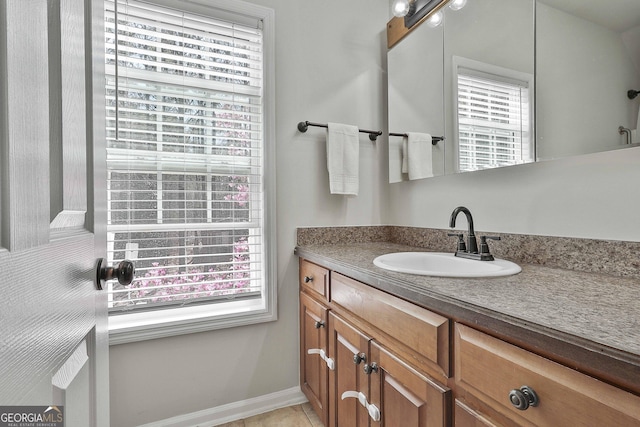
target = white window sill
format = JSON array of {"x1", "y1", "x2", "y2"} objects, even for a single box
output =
[{"x1": 108, "y1": 299, "x2": 276, "y2": 345}]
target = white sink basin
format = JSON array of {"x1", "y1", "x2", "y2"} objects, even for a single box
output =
[{"x1": 373, "y1": 252, "x2": 521, "y2": 278}]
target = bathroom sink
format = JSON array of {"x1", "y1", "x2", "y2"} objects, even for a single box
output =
[{"x1": 373, "y1": 252, "x2": 521, "y2": 278}]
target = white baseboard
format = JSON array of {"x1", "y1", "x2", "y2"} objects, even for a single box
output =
[{"x1": 137, "y1": 386, "x2": 308, "y2": 427}]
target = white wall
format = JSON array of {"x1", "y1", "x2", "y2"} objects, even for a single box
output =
[
  {"x1": 108, "y1": 0, "x2": 390, "y2": 426},
  {"x1": 537, "y1": 2, "x2": 640, "y2": 159},
  {"x1": 387, "y1": 145, "x2": 640, "y2": 242}
]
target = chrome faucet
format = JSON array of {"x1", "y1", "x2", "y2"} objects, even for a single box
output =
[{"x1": 449, "y1": 206, "x2": 500, "y2": 261}]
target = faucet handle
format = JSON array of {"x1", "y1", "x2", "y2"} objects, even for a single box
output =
[
  {"x1": 448, "y1": 233, "x2": 466, "y2": 252},
  {"x1": 479, "y1": 235, "x2": 501, "y2": 257}
]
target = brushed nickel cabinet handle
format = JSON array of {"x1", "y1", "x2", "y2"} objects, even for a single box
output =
[
  {"x1": 353, "y1": 352, "x2": 367, "y2": 365},
  {"x1": 363, "y1": 362, "x2": 378, "y2": 375}
]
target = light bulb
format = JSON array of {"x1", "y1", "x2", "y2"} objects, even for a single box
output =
[
  {"x1": 392, "y1": 0, "x2": 411, "y2": 18},
  {"x1": 448, "y1": 0, "x2": 467, "y2": 11},
  {"x1": 426, "y1": 10, "x2": 443, "y2": 27}
]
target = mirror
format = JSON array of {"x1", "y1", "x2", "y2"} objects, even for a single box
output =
[
  {"x1": 536, "y1": 0, "x2": 640, "y2": 160},
  {"x1": 388, "y1": 15, "x2": 445, "y2": 183},
  {"x1": 387, "y1": 0, "x2": 640, "y2": 183}
]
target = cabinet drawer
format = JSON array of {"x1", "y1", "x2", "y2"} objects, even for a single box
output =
[
  {"x1": 300, "y1": 259, "x2": 329, "y2": 300},
  {"x1": 454, "y1": 323, "x2": 640, "y2": 426},
  {"x1": 331, "y1": 272, "x2": 449, "y2": 377}
]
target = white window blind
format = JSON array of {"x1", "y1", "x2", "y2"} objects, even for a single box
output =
[
  {"x1": 105, "y1": 0, "x2": 266, "y2": 313},
  {"x1": 457, "y1": 69, "x2": 532, "y2": 172}
]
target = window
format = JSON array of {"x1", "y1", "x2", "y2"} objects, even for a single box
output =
[
  {"x1": 104, "y1": 0, "x2": 276, "y2": 344},
  {"x1": 454, "y1": 57, "x2": 534, "y2": 172}
]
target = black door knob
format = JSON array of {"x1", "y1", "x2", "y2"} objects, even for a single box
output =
[{"x1": 96, "y1": 258, "x2": 135, "y2": 290}]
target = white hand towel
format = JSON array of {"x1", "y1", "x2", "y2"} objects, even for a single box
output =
[
  {"x1": 327, "y1": 123, "x2": 359, "y2": 195},
  {"x1": 405, "y1": 132, "x2": 434, "y2": 180},
  {"x1": 401, "y1": 137, "x2": 409, "y2": 174}
]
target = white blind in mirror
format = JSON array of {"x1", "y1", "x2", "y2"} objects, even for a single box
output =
[{"x1": 457, "y1": 69, "x2": 532, "y2": 172}]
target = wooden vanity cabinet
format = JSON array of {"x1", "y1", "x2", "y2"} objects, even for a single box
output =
[
  {"x1": 300, "y1": 258, "x2": 640, "y2": 426},
  {"x1": 300, "y1": 259, "x2": 452, "y2": 427},
  {"x1": 328, "y1": 312, "x2": 451, "y2": 427}
]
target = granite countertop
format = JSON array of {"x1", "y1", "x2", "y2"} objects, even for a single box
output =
[{"x1": 295, "y1": 241, "x2": 640, "y2": 388}]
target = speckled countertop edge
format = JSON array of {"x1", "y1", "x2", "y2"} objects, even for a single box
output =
[{"x1": 295, "y1": 241, "x2": 640, "y2": 361}]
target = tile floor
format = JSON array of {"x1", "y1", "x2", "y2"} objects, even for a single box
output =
[{"x1": 215, "y1": 403, "x2": 323, "y2": 427}]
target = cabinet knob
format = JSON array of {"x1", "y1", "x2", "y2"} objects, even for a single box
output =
[
  {"x1": 304, "y1": 275, "x2": 313, "y2": 283},
  {"x1": 314, "y1": 320, "x2": 325, "y2": 329},
  {"x1": 353, "y1": 352, "x2": 367, "y2": 365},
  {"x1": 509, "y1": 386, "x2": 539, "y2": 411},
  {"x1": 363, "y1": 362, "x2": 378, "y2": 374}
]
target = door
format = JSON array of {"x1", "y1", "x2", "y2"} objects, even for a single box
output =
[
  {"x1": 0, "y1": 1, "x2": 108, "y2": 426},
  {"x1": 368, "y1": 341, "x2": 451, "y2": 427},
  {"x1": 300, "y1": 292, "x2": 330, "y2": 426},
  {"x1": 328, "y1": 313, "x2": 371, "y2": 427}
]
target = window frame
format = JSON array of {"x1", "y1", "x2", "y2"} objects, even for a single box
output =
[
  {"x1": 452, "y1": 56, "x2": 535, "y2": 173},
  {"x1": 106, "y1": 0, "x2": 277, "y2": 345}
]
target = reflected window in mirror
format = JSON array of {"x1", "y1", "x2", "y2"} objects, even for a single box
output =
[{"x1": 453, "y1": 57, "x2": 534, "y2": 172}]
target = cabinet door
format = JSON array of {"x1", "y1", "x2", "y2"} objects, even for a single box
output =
[
  {"x1": 300, "y1": 292, "x2": 330, "y2": 425},
  {"x1": 329, "y1": 312, "x2": 372, "y2": 427},
  {"x1": 368, "y1": 341, "x2": 451, "y2": 427}
]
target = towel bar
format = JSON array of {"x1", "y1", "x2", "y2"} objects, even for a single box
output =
[
  {"x1": 389, "y1": 133, "x2": 445, "y2": 146},
  {"x1": 297, "y1": 121, "x2": 381, "y2": 141}
]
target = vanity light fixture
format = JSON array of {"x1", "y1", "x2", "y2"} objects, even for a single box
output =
[
  {"x1": 448, "y1": 0, "x2": 467, "y2": 11},
  {"x1": 426, "y1": 10, "x2": 443, "y2": 27},
  {"x1": 391, "y1": 0, "x2": 446, "y2": 29},
  {"x1": 392, "y1": 0, "x2": 415, "y2": 18}
]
